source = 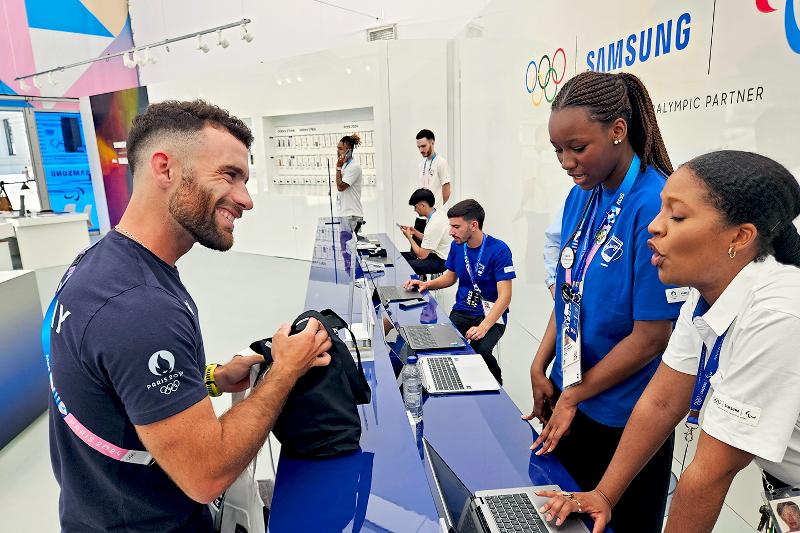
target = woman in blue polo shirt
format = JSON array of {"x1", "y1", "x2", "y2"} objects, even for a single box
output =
[{"x1": 524, "y1": 71, "x2": 683, "y2": 533}]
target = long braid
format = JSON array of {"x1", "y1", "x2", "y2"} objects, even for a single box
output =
[{"x1": 552, "y1": 71, "x2": 673, "y2": 176}]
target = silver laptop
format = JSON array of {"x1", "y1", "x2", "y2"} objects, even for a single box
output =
[
  {"x1": 376, "y1": 285, "x2": 422, "y2": 304},
  {"x1": 423, "y1": 439, "x2": 591, "y2": 533},
  {"x1": 418, "y1": 354, "x2": 500, "y2": 394}
]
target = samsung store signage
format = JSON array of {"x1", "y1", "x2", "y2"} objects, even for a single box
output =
[{"x1": 587, "y1": 12, "x2": 692, "y2": 72}]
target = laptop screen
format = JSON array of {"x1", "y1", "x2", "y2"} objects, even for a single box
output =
[{"x1": 423, "y1": 438, "x2": 476, "y2": 532}]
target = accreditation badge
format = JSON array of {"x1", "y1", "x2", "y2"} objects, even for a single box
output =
[{"x1": 562, "y1": 299, "x2": 583, "y2": 388}]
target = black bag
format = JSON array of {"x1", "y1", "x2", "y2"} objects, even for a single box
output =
[{"x1": 249, "y1": 309, "x2": 371, "y2": 458}]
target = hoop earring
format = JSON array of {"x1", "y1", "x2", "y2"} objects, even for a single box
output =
[{"x1": 728, "y1": 245, "x2": 736, "y2": 259}]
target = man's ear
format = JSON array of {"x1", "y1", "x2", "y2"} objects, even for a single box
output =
[{"x1": 150, "y1": 151, "x2": 174, "y2": 189}]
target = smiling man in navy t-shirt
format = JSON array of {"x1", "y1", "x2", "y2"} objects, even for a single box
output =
[
  {"x1": 47, "y1": 100, "x2": 333, "y2": 532},
  {"x1": 405, "y1": 199, "x2": 515, "y2": 382}
]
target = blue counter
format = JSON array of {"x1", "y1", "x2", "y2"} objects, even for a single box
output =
[{"x1": 268, "y1": 219, "x2": 605, "y2": 532}]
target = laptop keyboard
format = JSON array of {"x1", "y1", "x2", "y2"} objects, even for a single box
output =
[
  {"x1": 378, "y1": 286, "x2": 417, "y2": 302},
  {"x1": 405, "y1": 326, "x2": 440, "y2": 350},
  {"x1": 427, "y1": 356, "x2": 463, "y2": 391},
  {"x1": 485, "y1": 493, "x2": 549, "y2": 533}
]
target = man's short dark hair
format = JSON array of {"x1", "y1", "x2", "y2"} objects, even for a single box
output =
[
  {"x1": 447, "y1": 199, "x2": 485, "y2": 229},
  {"x1": 777, "y1": 501, "x2": 800, "y2": 516},
  {"x1": 416, "y1": 129, "x2": 435, "y2": 141},
  {"x1": 127, "y1": 99, "x2": 253, "y2": 175},
  {"x1": 409, "y1": 188, "x2": 435, "y2": 208}
]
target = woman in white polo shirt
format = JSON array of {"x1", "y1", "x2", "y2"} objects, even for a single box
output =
[{"x1": 537, "y1": 150, "x2": 800, "y2": 533}]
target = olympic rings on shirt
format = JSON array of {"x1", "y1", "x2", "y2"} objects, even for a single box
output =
[{"x1": 160, "y1": 380, "x2": 181, "y2": 395}]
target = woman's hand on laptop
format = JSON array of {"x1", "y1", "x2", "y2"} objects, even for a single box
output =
[
  {"x1": 530, "y1": 391, "x2": 579, "y2": 455},
  {"x1": 534, "y1": 488, "x2": 611, "y2": 533}
]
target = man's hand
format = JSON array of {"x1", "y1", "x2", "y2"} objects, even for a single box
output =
[
  {"x1": 465, "y1": 321, "x2": 490, "y2": 341},
  {"x1": 336, "y1": 154, "x2": 345, "y2": 168},
  {"x1": 522, "y1": 369, "x2": 555, "y2": 425},
  {"x1": 214, "y1": 354, "x2": 265, "y2": 393},
  {"x1": 401, "y1": 226, "x2": 415, "y2": 240},
  {"x1": 404, "y1": 278, "x2": 430, "y2": 292},
  {"x1": 270, "y1": 318, "x2": 332, "y2": 379}
]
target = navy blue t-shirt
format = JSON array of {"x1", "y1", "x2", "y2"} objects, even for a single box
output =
[
  {"x1": 552, "y1": 165, "x2": 682, "y2": 427},
  {"x1": 48, "y1": 231, "x2": 212, "y2": 532},
  {"x1": 445, "y1": 234, "x2": 516, "y2": 323}
]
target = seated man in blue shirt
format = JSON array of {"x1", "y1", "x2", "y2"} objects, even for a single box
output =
[
  {"x1": 47, "y1": 100, "x2": 332, "y2": 532},
  {"x1": 404, "y1": 199, "x2": 515, "y2": 383}
]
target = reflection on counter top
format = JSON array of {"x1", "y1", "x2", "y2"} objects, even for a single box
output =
[{"x1": 0, "y1": 212, "x2": 89, "y2": 227}]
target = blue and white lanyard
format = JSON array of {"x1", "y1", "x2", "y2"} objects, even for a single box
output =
[
  {"x1": 687, "y1": 300, "x2": 730, "y2": 426},
  {"x1": 463, "y1": 235, "x2": 487, "y2": 293},
  {"x1": 423, "y1": 153, "x2": 437, "y2": 176}
]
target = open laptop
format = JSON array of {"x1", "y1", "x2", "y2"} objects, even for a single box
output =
[
  {"x1": 423, "y1": 439, "x2": 591, "y2": 533},
  {"x1": 397, "y1": 323, "x2": 465, "y2": 351},
  {"x1": 375, "y1": 285, "x2": 422, "y2": 304},
  {"x1": 417, "y1": 354, "x2": 500, "y2": 394}
]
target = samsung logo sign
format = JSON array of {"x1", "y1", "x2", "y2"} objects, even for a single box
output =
[{"x1": 587, "y1": 12, "x2": 691, "y2": 72}]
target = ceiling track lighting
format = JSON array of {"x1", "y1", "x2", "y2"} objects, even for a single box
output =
[
  {"x1": 13, "y1": 18, "x2": 252, "y2": 87},
  {"x1": 217, "y1": 29, "x2": 229, "y2": 48},
  {"x1": 197, "y1": 34, "x2": 210, "y2": 53}
]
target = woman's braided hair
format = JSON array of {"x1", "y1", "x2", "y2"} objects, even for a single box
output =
[
  {"x1": 551, "y1": 71, "x2": 673, "y2": 176},
  {"x1": 684, "y1": 150, "x2": 800, "y2": 267}
]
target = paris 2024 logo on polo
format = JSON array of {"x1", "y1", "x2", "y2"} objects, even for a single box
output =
[{"x1": 757, "y1": 0, "x2": 800, "y2": 53}]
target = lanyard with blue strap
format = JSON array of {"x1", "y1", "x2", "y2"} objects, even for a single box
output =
[
  {"x1": 559, "y1": 153, "x2": 641, "y2": 387},
  {"x1": 680, "y1": 297, "x2": 729, "y2": 473},
  {"x1": 463, "y1": 234, "x2": 487, "y2": 307},
  {"x1": 42, "y1": 240, "x2": 153, "y2": 465},
  {"x1": 423, "y1": 153, "x2": 437, "y2": 177}
]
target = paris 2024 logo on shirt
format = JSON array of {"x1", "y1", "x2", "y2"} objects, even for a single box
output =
[
  {"x1": 601, "y1": 236, "x2": 624, "y2": 265},
  {"x1": 146, "y1": 350, "x2": 184, "y2": 395}
]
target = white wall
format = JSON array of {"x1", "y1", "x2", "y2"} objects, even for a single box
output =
[
  {"x1": 146, "y1": 40, "x2": 450, "y2": 260},
  {"x1": 0, "y1": 111, "x2": 31, "y2": 176}
]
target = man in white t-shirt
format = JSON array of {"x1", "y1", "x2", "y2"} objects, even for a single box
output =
[
  {"x1": 335, "y1": 134, "x2": 363, "y2": 227},
  {"x1": 416, "y1": 129, "x2": 451, "y2": 209},
  {"x1": 400, "y1": 188, "x2": 450, "y2": 275}
]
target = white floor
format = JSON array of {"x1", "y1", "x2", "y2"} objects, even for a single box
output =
[{"x1": 0, "y1": 248, "x2": 762, "y2": 532}]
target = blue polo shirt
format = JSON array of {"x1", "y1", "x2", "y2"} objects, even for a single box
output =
[
  {"x1": 551, "y1": 164, "x2": 681, "y2": 427},
  {"x1": 48, "y1": 231, "x2": 212, "y2": 532},
  {"x1": 445, "y1": 234, "x2": 516, "y2": 323}
]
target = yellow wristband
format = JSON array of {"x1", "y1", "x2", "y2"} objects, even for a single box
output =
[{"x1": 205, "y1": 363, "x2": 222, "y2": 397}]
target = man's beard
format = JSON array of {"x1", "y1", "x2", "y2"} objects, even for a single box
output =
[{"x1": 168, "y1": 168, "x2": 233, "y2": 251}]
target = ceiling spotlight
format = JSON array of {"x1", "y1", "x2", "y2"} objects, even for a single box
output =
[
  {"x1": 32, "y1": 75, "x2": 41, "y2": 89},
  {"x1": 365, "y1": 65, "x2": 371, "y2": 71},
  {"x1": 47, "y1": 71, "x2": 58, "y2": 85},
  {"x1": 285, "y1": 78, "x2": 292, "y2": 84},
  {"x1": 276, "y1": 80, "x2": 283, "y2": 85},
  {"x1": 216, "y1": 29, "x2": 229, "y2": 48},
  {"x1": 197, "y1": 34, "x2": 210, "y2": 53},
  {"x1": 144, "y1": 48, "x2": 157, "y2": 64},
  {"x1": 241, "y1": 23, "x2": 254, "y2": 43},
  {"x1": 296, "y1": 76, "x2": 303, "y2": 82},
  {"x1": 122, "y1": 51, "x2": 136, "y2": 69},
  {"x1": 345, "y1": 67, "x2": 352, "y2": 74},
  {"x1": 132, "y1": 50, "x2": 147, "y2": 67},
  {"x1": 19, "y1": 79, "x2": 30, "y2": 91}
]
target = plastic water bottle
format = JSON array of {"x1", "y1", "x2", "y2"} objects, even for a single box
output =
[{"x1": 403, "y1": 355, "x2": 423, "y2": 423}]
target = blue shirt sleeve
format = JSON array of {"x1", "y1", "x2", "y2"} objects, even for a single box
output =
[
  {"x1": 82, "y1": 286, "x2": 208, "y2": 425},
  {"x1": 492, "y1": 241, "x2": 516, "y2": 281},
  {"x1": 445, "y1": 240, "x2": 458, "y2": 272},
  {"x1": 543, "y1": 205, "x2": 564, "y2": 287},
  {"x1": 632, "y1": 218, "x2": 681, "y2": 321}
]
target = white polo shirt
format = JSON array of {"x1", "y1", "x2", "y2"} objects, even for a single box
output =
[
  {"x1": 420, "y1": 208, "x2": 451, "y2": 260},
  {"x1": 419, "y1": 154, "x2": 451, "y2": 209},
  {"x1": 337, "y1": 160, "x2": 363, "y2": 218},
  {"x1": 662, "y1": 256, "x2": 800, "y2": 485}
]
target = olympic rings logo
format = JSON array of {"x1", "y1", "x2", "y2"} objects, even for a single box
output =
[
  {"x1": 524, "y1": 48, "x2": 567, "y2": 106},
  {"x1": 160, "y1": 380, "x2": 181, "y2": 395}
]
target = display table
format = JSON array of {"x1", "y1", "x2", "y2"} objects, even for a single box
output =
[
  {"x1": 4, "y1": 213, "x2": 89, "y2": 270},
  {"x1": 267, "y1": 218, "x2": 607, "y2": 532},
  {"x1": 0, "y1": 270, "x2": 48, "y2": 449}
]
